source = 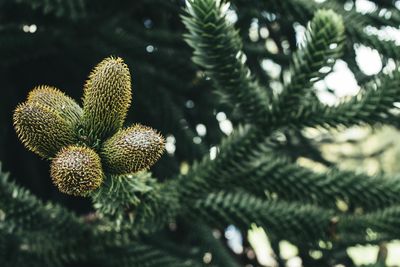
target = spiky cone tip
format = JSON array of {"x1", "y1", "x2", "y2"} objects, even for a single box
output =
[{"x1": 27, "y1": 85, "x2": 83, "y2": 125}]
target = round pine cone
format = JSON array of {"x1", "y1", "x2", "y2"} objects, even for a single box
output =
[
  {"x1": 101, "y1": 124, "x2": 165, "y2": 175},
  {"x1": 51, "y1": 146, "x2": 103, "y2": 196}
]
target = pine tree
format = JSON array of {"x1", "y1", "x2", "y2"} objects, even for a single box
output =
[{"x1": 1, "y1": 0, "x2": 400, "y2": 266}]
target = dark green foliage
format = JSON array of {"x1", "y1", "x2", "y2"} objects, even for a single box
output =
[
  {"x1": 274, "y1": 9, "x2": 345, "y2": 115},
  {"x1": 91, "y1": 172, "x2": 156, "y2": 225},
  {"x1": 0, "y1": 163, "x2": 92, "y2": 266},
  {"x1": 3, "y1": 0, "x2": 400, "y2": 266},
  {"x1": 0, "y1": 0, "x2": 86, "y2": 20},
  {"x1": 0, "y1": 164, "x2": 202, "y2": 266},
  {"x1": 193, "y1": 191, "x2": 400, "y2": 242},
  {"x1": 239, "y1": 155, "x2": 400, "y2": 210},
  {"x1": 182, "y1": 0, "x2": 271, "y2": 125},
  {"x1": 192, "y1": 191, "x2": 335, "y2": 242}
]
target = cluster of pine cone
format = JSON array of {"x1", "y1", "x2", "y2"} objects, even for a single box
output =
[{"x1": 13, "y1": 57, "x2": 165, "y2": 196}]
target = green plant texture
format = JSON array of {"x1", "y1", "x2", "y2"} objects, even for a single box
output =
[{"x1": 2, "y1": 0, "x2": 400, "y2": 266}]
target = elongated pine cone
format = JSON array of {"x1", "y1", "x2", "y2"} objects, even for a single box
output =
[
  {"x1": 101, "y1": 124, "x2": 165, "y2": 174},
  {"x1": 82, "y1": 57, "x2": 132, "y2": 143},
  {"x1": 13, "y1": 102, "x2": 77, "y2": 158},
  {"x1": 27, "y1": 85, "x2": 82, "y2": 125},
  {"x1": 51, "y1": 146, "x2": 103, "y2": 196}
]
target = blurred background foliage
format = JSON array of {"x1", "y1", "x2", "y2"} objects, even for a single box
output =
[{"x1": 312, "y1": 125, "x2": 400, "y2": 175}]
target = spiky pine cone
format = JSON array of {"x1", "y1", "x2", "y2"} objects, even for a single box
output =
[
  {"x1": 13, "y1": 102, "x2": 77, "y2": 158},
  {"x1": 14, "y1": 56, "x2": 165, "y2": 197},
  {"x1": 51, "y1": 145, "x2": 103, "y2": 196},
  {"x1": 27, "y1": 85, "x2": 82, "y2": 125},
  {"x1": 82, "y1": 56, "x2": 132, "y2": 144},
  {"x1": 101, "y1": 124, "x2": 165, "y2": 174}
]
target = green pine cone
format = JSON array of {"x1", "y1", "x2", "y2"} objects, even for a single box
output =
[
  {"x1": 13, "y1": 102, "x2": 77, "y2": 158},
  {"x1": 27, "y1": 85, "x2": 83, "y2": 126},
  {"x1": 51, "y1": 145, "x2": 103, "y2": 196},
  {"x1": 82, "y1": 56, "x2": 132, "y2": 144},
  {"x1": 101, "y1": 124, "x2": 165, "y2": 174}
]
